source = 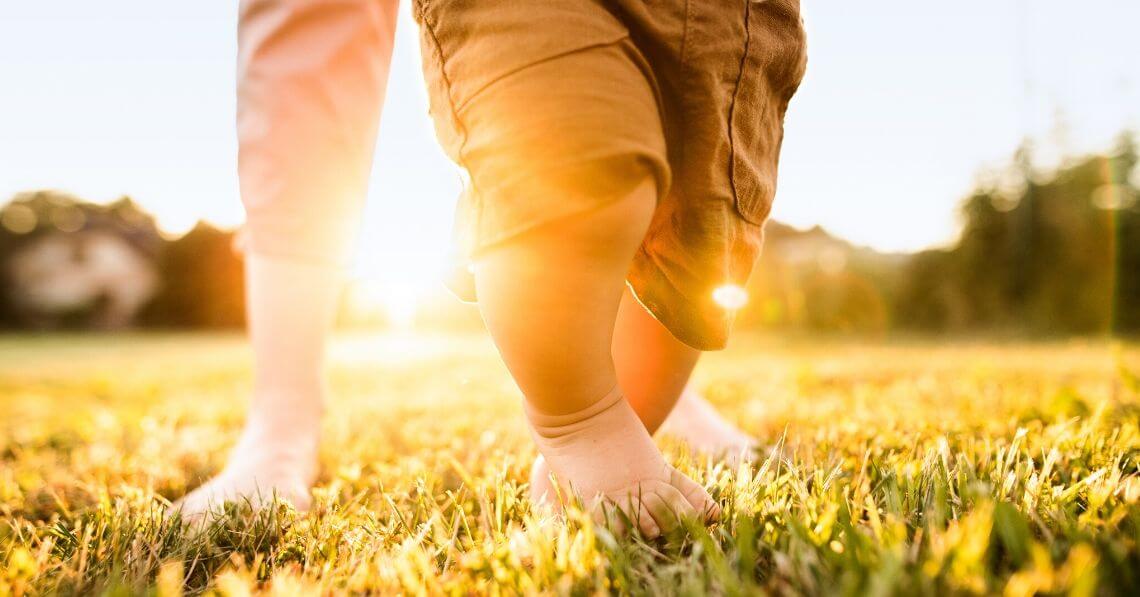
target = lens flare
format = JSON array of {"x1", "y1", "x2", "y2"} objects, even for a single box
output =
[{"x1": 712, "y1": 284, "x2": 749, "y2": 310}]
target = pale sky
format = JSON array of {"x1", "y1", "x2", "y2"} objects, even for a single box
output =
[{"x1": 1, "y1": 1, "x2": 1137, "y2": 287}]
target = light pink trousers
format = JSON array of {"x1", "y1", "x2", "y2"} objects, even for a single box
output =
[{"x1": 237, "y1": 0, "x2": 398, "y2": 266}]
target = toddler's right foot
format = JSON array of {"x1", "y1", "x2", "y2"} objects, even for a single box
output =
[
  {"x1": 526, "y1": 387, "x2": 720, "y2": 538},
  {"x1": 659, "y1": 388, "x2": 758, "y2": 465}
]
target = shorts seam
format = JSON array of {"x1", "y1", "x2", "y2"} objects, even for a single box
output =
[
  {"x1": 676, "y1": 0, "x2": 693, "y2": 170},
  {"x1": 726, "y1": 0, "x2": 753, "y2": 223},
  {"x1": 419, "y1": 5, "x2": 483, "y2": 235},
  {"x1": 627, "y1": 248, "x2": 728, "y2": 351}
]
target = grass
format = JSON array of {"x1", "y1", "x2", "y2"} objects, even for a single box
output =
[{"x1": 0, "y1": 332, "x2": 1138, "y2": 595}]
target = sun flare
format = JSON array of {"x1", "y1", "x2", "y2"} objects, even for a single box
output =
[
  {"x1": 345, "y1": 279, "x2": 422, "y2": 329},
  {"x1": 712, "y1": 284, "x2": 749, "y2": 310}
]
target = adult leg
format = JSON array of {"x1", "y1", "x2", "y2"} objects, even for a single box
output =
[
  {"x1": 176, "y1": 256, "x2": 341, "y2": 517},
  {"x1": 176, "y1": 0, "x2": 397, "y2": 521}
]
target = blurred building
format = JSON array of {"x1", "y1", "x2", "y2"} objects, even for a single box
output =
[{"x1": 0, "y1": 192, "x2": 160, "y2": 329}]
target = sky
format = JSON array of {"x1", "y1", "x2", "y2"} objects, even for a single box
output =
[{"x1": 1, "y1": 0, "x2": 1138, "y2": 287}]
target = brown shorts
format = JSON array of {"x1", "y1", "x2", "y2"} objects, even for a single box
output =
[{"x1": 414, "y1": 0, "x2": 807, "y2": 350}]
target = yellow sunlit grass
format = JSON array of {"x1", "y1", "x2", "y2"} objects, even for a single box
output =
[{"x1": 2, "y1": 334, "x2": 1136, "y2": 594}]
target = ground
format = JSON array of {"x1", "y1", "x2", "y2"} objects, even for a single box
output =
[{"x1": 0, "y1": 333, "x2": 1138, "y2": 595}]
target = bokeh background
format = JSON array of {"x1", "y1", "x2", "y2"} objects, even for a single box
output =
[{"x1": 1, "y1": 0, "x2": 1138, "y2": 337}]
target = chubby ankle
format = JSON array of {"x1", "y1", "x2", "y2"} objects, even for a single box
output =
[{"x1": 524, "y1": 385, "x2": 625, "y2": 440}]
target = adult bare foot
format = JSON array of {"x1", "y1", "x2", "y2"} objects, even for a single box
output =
[
  {"x1": 174, "y1": 408, "x2": 320, "y2": 523},
  {"x1": 526, "y1": 387, "x2": 719, "y2": 537}
]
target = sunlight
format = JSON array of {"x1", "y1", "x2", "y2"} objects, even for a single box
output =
[
  {"x1": 712, "y1": 284, "x2": 749, "y2": 311},
  {"x1": 380, "y1": 283, "x2": 420, "y2": 329},
  {"x1": 348, "y1": 229, "x2": 449, "y2": 329},
  {"x1": 345, "y1": 279, "x2": 421, "y2": 329}
]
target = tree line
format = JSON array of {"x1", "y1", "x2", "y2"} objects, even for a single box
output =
[
  {"x1": 1, "y1": 134, "x2": 1136, "y2": 335},
  {"x1": 740, "y1": 134, "x2": 1139, "y2": 336}
]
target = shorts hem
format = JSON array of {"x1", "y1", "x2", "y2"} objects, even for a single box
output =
[
  {"x1": 443, "y1": 178, "x2": 660, "y2": 304},
  {"x1": 627, "y1": 249, "x2": 729, "y2": 351}
]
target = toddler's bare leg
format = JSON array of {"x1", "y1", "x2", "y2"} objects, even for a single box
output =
[
  {"x1": 176, "y1": 0, "x2": 396, "y2": 521},
  {"x1": 531, "y1": 289, "x2": 756, "y2": 504},
  {"x1": 475, "y1": 178, "x2": 718, "y2": 536},
  {"x1": 612, "y1": 289, "x2": 700, "y2": 433},
  {"x1": 615, "y1": 290, "x2": 757, "y2": 458}
]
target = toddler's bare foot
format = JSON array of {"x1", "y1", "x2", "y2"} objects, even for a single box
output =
[
  {"x1": 529, "y1": 454, "x2": 558, "y2": 511},
  {"x1": 526, "y1": 387, "x2": 719, "y2": 538},
  {"x1": 532, "y1": 387, "x2": 758, "y2": 505},
  {"x1": 659, "y1": 388, "x2": 758, "y2": 465},
  {"x1": 174, "y1": 412, "x2": 319, "y2": 523}
]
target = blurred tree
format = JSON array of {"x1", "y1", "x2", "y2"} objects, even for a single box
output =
[
  {"x1": 739, "y1": 133, "x2": 1139, "y2": 336},
  {"x1": 0, "y1": 191, "x2": 161, "y2": 329},
  {"x1": 895, "y1": 133, "x2": 1138, "y2": 335},
  {"x1": 2, "y1": 133, "x2": 1136, "y2": 335},
  {"x1": 140, "y1": 223, "x2": 245, "y2": 328}
]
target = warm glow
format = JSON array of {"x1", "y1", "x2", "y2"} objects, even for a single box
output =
[
  {"x1": 712, "y1": 284, "x2": 749, "y2": 310},
  {"x1": 346, "y1": 279, "x2": 421, "y2": 329},
  {"x1": 348, "y1": 237, "x2": 448, "y2": 330}
]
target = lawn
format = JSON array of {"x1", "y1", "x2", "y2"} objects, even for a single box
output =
[{"x1": 1, "y1": 333, "x2": 1138, "y2": 595}]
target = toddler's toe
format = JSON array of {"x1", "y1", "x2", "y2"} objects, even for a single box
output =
[
  {"x1": 669, "y1": 467, "x2": 720, "y2": 521},
  {"x1": 642, "y1": 484, "x2": 698, "y2": 533}
]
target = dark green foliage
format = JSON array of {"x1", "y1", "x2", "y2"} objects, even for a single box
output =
[
  {"x1": 894, "y1": 134, "x2": 1139, "y2": 335},
  {"x1": 742, "y1": 133, "x2": 1140, "y2": 336},
  {"x1": 2, "y1": 335, "x2": 1137, "y2": 594},
  {"x1": 139, "y1": 223, "x2": 245, "y2": 328}
]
